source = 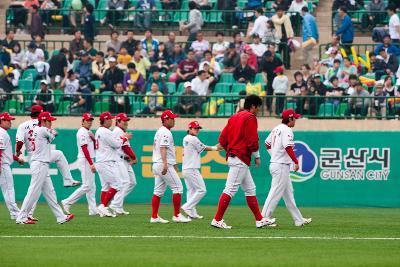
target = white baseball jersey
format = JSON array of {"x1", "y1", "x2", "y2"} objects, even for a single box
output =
[
  {"x1": 152, "y1": 126, "x2": 176, "y2": 165},
  {"x1": 265, "y1": 124, "x2": 294, "y2": 164},
  {"x1": 0, "y1": 127, "x2": 13, "y2": 165},
  {"x1": 16, "y1": 118, "x2": 39, "y2": 154},
  {"x1": 182, "y1": 134, "x2": 206, "y2": 170},
  {"x1": 95, "y1": 126, "x2": 125, "y2": 162},
  {"x1": 30, "y1": 126, "x2": 57, "y2": 163},
  {"x1": 77, "y1": 127, "x2": 95, "y2": 159},
  {"x1": 112, "y1": 126, "x2": 130, "y2": 159}
]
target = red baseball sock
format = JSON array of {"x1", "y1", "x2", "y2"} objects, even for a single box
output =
[
  {"x1": 172, "y1": 193, "x2": 182, "y2": 217},
  {"x1": 246, "y1": 196, "x2": 263, "y2": 221},
  {"x1": 100, "y1": 191, "x2": 107, "y2": 204},
  {"x1": 151, "y1": 195, "x2": 161, "y2": 219},
  {"x1": 102, "y1": 188, "x2": 117, "y2": 207},
  {"x1": 214, "y1": 193, "x2": 232, "y2": 221}
]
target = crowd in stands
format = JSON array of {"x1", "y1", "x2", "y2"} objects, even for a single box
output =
[{"x1": 1, "y1": 0, "x2": 400, "y2": 118}]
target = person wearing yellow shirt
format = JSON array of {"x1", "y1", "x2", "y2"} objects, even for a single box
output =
[
  {"x1": 117, "y1": 47, "x2": 132, "y2": 71},
  {"x1": 123, "y1": 63, "x2": 145, "y2": 93},
  {"x1": 131, "y1": 50, "x2": 151, "y2": 79},
  {"x1": 142, "y1": 82, "x2": 164, "y2": 114}
]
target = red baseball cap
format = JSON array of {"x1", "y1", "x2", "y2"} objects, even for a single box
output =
[
  {"x1": 82, "y1": 113, "x2": 94, "y2": 121},
  {"x1": 0, "y1": 112, "x2": 15, "y2": 121},
  {"x1": 31, "y1": 105, "x2": 43, "y2": 113},
  {"x1": 188, "y1": 121, "x2": 202, "y2": 129},
  {"x1": 116, "y1": 113, "x2": 130, "y2": 121},
  {"x1": 273, "y1": 66, "x2": 284, "y2": 74},
  {"x1": 99, "y1": 112, "x2": 115, "y2": 121},
  {"x1": 161, "y1": 110, "x2": 178, "y2": 121},
  {"x1": 282, "y1": 109, "x2": 301, "y2": 120},
  {"x1": 38, "y1": 112, "x2": 57, "y2": 121}
]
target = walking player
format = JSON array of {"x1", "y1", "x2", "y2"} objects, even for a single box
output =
[
  {"x1": 181, "y1": 121, "x2": 220, "y2": 219},
  {"x1": 211, "y1": 95, "x2": 276, "y2": 229},
  {"x1": 262, "y1": 109, "x2": 312, "y2": 227},
  {"x1": 62, "y1": 113, "x2": 98, "y2": 216},
  {"x1": 0, "y1": 112, "x2": 24, "y2": 220},
  {"x1": 150, "y1": 110, "x2": 191, "y2": 224},
  {"x1": 109, "y1": 113, "x2": 137, "y2": 215},
  {"x1": 95, "y1": 112, "x2": 131, "y2": 217},
  {"x1": 16, "y1": 112, "x2": 74, "y2": 224}
]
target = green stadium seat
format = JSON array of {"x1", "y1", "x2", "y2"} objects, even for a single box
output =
[
  {"x1": 34, "y1": 80, "x2": 41, "y2": 91},
  {"x1": 131, "y1": 101, "x2": 144, "y2": 114},
  {"x1": 213, "y1": 83, "x2": 231, "y2": 94},
  {"x1": 61, "y1": 0, "x2": 72, "y2": 16},
  {"x1": 18, "y1": 80, "x2": 33, "y2": 91},
  {"x1": 318, "y1": 103, "x2": 335, "y2": 117},
  {"x1": 94, "y1": 101, "x2": 111, "y2": 115},
  {"x1": 206, "y1": 11, "x2": 223, "y2": 23},
  {"x1": 100, "y1": 91, "x2": 114, "y2": 102},
  {"x1": 254, "y1": 73, "x2": 265, "y2": 84},
  {"x1": 285, "y1": 102, "x2": 297, "y2": 110},
  {"x1": 217, "y1": 103, "x2": 235, "y2": 116},
  {"x1": 219, "y1": 73, "x2": 234, "y2": 84},
  {"x1": 51, "y1": 49, "x2": 60, "y2": 57},
  {"x1": 176, "y1": 83, "x2": 185, "y2": 94},
  {"x1": 21, "y1": 69, "x2": 38, "y2": 80},
  {"x1": 231, "y1": 83, "x2": 246, "y2": 94},
  {"x1": 336, "y1": 102, "x2": 348, "y2": 116},
  {"x1": 53, "y1": 89, "x2": 63, "y2": 104},
  {"x1": 94, "y1": 0, "x2": 108, "y2": 21},
  {"x1": 57, "y1": 101, "x2": 72, "y2": 115},
  {"x1": 166, "y1": 82, "x2": 176, "y2": 94},
  {"x1": 167, "y1": 93, "x2": 181, "y2": 109},
  {"x1": 91, "y1": 80, "x2": 102, "y2": 91},
  {"x1": 173, "y1": 11, "x2": 189, "y2": 22},
  {"x1": 3, "y1": 100, "x2": 19, "y2": 114}
]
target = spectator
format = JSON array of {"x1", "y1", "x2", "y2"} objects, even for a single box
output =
[
  {"x1": 174, "y1": 81, "x2": 200, "y2": 115},
  {"x1": 82, "y1": 39, "x2": 98, "y2": 59},
  {"x1": 83, "y1": 4, "x2": 95, "y2": 42},
  {"x1": 141, "y1": 29, "x2": 159, "y2": 54},
  {"x1": 272, "y1": 66, "x2": 288, "y2": 114},
  {"x1": 142, "y1": 82, "x2": 164, "y2": 114},
  {"x1": 190, "y1": 32, "x2": 210, "y2": 62},
  {"x1": 69, "y1": 30, "x2": 84, "y2": 56},
  {"x1": 151, "y1": 42, "x2": 169, "y2": 73},
  {"x1": 296, "y1": 85, "x2": 312, "y2": 114},
  {"x1": 162, "y1": 0, "x2": 179, "y2": 10},
  {"x1": 117, "y1": 47, "x2": 132, "y2": 70},
  {"x1": 181, "y1": 1, "x2": 204, "y2": 51},
  {"x1": 10, "y1": 43, "x2": 24, "y2": 69},
  {"x1": 374, "y1": 35, "x2": 400, "y2": 56},
  {"x1": 132, "y1": 50, "x2": 151, "y2": 79},
  {"x1": 102, "y1": 57, "x2": 124, "y2": 92},
  {"x1": 250, "y1": 34, "x2": 267, "y2": 60},
  {"x1": 30, "y1": 5, "x2": 44, "y2": 39},
  {"x1": 369, "y1": 80, "x2": 387, "y2": 118},
  {"x1": 195, "y1": 0, "x2": 212, "y2": 9},
  {"x1": 111, "y1": 82, "x2": 131, "y2": 113},
  {"x1": 121, "y1": 30, "x2": 139, "y2": 56},
  {"x1": 34, "y1": 80, "x2": 54, "y2": 112},
  {"x1": 232, "y1": 31, "x2": 245, "y2": 54},
  {"x1": 301, "y1": 6, "x2": 319, "y2": 66},
  {"x1": 339, "y1": 57, "x2": 358, "y2": 83},
  {"x1": 68, "y1": 0, "x2": 84, "y2": 29},
  {"x1": 325, "y1": 59, "x2": 342, "y2": 82},
  {"x1": 191, "y1": 70, "x2": 215, "y2": 96},
  {"x1": 346, "y1": 74, "x2": 359, "y2": 95},
  {"x1": 199, "y1": 62, "x2": 217, "y2": 87},
  {"x1": 325, "y1": 76, "x2": 345, "y2": 108},
  {"x1": 0, "y1": 41, "x2": 11, "y2": 68},
  {"x1": 32, "y1": 35, "x2": 46, "y2": 52},
  {"x1": 383, "y1": 75, "x2": 397, "y2": 97},
  {"x1": 264, "y1": 21, "x2": 280, "y2": 46},
  {"x1": 0, "y1": 73, "x2": 16, "y2": 94},
  {"x1": 199, "y1": 50, "x2": 221, "y2": 77},
  {"x1": 212, "y1": 32, "x2": 229, "y2": 62},
  {"x1": 312, "y1": 74, "x2": 327, "y2": 95},
  {"x1": 48, "y1": 48, "x2": 68, "y2": 85},
  {"x1": 245, "y1": 0, "x2": 262, "y2": 9},
  {"x1": 222, "y1": 43, "x2": 240, "y2": 73},
  {"x1": 346, "y1": 82, "x2": 369, "y2": 117},
  {"x1": 244, "y1": 45, "x2": 258, "y2": 72},
  {"x1": 33, "y1": 60, "x2": 50, "y2": 86},
  {"x1": 105, "y1": 47, "x2": 116, "y2": 60},
  {"x1": 101, "y1": 0, "x2": 126, "y2": 29},
  {"x1": 374, "y1": 48, "x2": 399, "y2": 80},
  {"x1": 290, "y1": 71, "x2": 306, "y2": 96},
  {"x1": 288, "y1": 0, "x2": 307, "y2": 31},
  {"x1": 233, "y1": 54, "x2": 255, "y2": 83},
  {"x1": 386, "y1": 4, "x2": 400, "y2": 43},
  {"x1": 164, "y1": 32, "x2": 177, "y2": 58},
  {"x1": 176, "y1": 50, "x2": 199, "y2": 84},
  {"x1": 134, "y1": 0, "x2": 156, "y2": 29},
  {"x1": 324, "y1": 34, "x2": 341, "y2": 52},
  {"x1": 300, "y1": 63, "x2": 312, "y2": 81},
  {"x1": 260, "y1": 50, "x2": 283, "y2": 111},
  {"x1": 75, "y1": 52, "x2": 93, "y2": 82},
  {"x1": 335, "y1": 6, "x2": 354, "y2": 54},
  {"x1": 248, "y1": 7, "x2": 269, "y2": 39},
  {"x1": 123, "y1": 63, "x2": 145, "y2": 93},
  {"x1": 70, "y1": 78, "x2": 93, "y2": 114},
  {"x1": 106, "y1": 31, "x2": 122, "y2": 53},
  {"x1": 272, "y1": 0, "x2": 291, "y2": 11},
  {"x1": 23, "y1": 43, "x2": 44, "y2": 69},
  {"x1": 3, "y1": 30, "x2": 19, "y2": 50},
  {"x1": 364, "y1": 0, "x2": 385, "y2": 29},
  {"x1": 92, "y1": 51, "x2": 109, "y2": 80},
  {"x1": 167, "y1": 44, "x2": 186, "y2": 71},
  {"x1": 144, "y1": 67, "x2": 168, "y2": 94},
  {"x1": 61, "y1": 70, "x2": 80, "y2": 100},
  {"x1": 271, "y1": 7, "x2": 294, "y2": 69}
]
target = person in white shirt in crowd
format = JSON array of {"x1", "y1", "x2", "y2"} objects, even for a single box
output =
[
  {"x1": 250, "y1": 34, "x2": 267, "y2": 59},
  {"x1": 212, "y1": 31, "x2": 229, "y2": 63},
  {"x1": 199, "y1": 50, "x2": 221, "y2": 78},
  {"x1": 272, "y1": 66, "x2": 289, "y2": 115},
  {"x1": 263, "y1": 108, "x2": 312, "y2": 227},
  {"x1": 60, "y1": 70, "x2": 80, "y2": 100},
  {"x1": 150, "y1": 110, "x2": 191, "y2": 224},
  {"x1": 23, "y1": 42, "x2": 44, "y2": 69},
  {"x1": 190, "y1": 32, "x2": 210, "y2": 62},
  {"x1": 248, "y1": 7, "x2": 269, "y2": 40},
  {"x1": 191, "y1": 70, "x2": 215, "y2": 97},
  {"x1": 289, "y1": 0, "x2": 308, "y2": 12},
  {"x1": 181, "y1": 121, "x2": 221, "y2": 219},
  {"x1": 386, "y1": 4, "x2": 400, "y2": 43}
]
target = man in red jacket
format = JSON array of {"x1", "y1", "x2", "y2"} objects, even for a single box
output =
[{"x1": 211, "y1": 95, "x2": 276, "y2": 229}]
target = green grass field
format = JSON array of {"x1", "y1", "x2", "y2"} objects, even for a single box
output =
[{"x1": 1, "y1": 204, "x2": 400, "y2": 267}]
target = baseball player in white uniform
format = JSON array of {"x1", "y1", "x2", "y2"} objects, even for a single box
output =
[
  {"x1": 0, "y1": 112, "x2": 25, "y2": 220},
  {"x1": 61, "y1": 113, "x2": 98, "y2": 216},
  {"x1": 16, "y1": 112, "x2": 74, "y2": 224},
  {"x1": 95, "y1": 112, "x2": 131, "y2": 217},
  {"x1": 262, "y1": 109, "x2": 312, "y2": 227},
  {"x1": 181, "y1": 121, "x2": 220, "y2": 219},
  {"x1": 150, "y1": 110, "x2": 190, "y2": 224},
  {"x1": 109, "y1": 113, "x2": 137, "y2": 216}
]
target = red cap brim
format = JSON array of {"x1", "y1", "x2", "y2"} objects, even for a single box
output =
[{"x1": 294, "y1": 114, "x2": 301, "y2": 119}]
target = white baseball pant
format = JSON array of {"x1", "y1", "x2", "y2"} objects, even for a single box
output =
[
  {"x1": 181, "y1": 169, "x2": 206, "y2": 212},
  {"x1": 152, "y1": 163, "x2": 183, "y2": 197},
  {"x1": 62, "y1": 158, "x2": 97, "y2": 215},
  {"x1": 222, "y1": 156, "x2": 256, "y2": 197},
  {"x1": 17, "y1": 161, "x2": 67, "y2": 223},
  {"x1": 110, "y1": 160, "x2": 137, "y2": 210},
  {"x1": 96, "y1": 161, "x2": 121, "y2": 192},
  {"x1": 262, "y1": 163, "x2": 304, "y2": 225},
  {"x1": 0, "y1": 164, "x2": 20, "y2": 219}
]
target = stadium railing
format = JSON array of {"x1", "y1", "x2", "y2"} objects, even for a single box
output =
[{"x1": 1, "y1": 92, "x2": 399, "y2": 119}]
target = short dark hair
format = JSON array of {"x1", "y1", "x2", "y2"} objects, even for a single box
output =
[
  {"x1": 30, "y1": 111, "x2": 41, "y2": 118},
  {"x1": 329, "y1": 76, "x2": 338, "y2": 83},
  {"x1": 294, "y1": 71, "x2": 303, "y2": 78},
  {"x1": 31, "y1": 5, "x2": 39, "y2": 10},
  {"x1": 203, "y1": 50, "x2": 212, "y2": 57},
  {"x1": 301, "y1": 6, "x2": 309, "y2": 12},
  {"x1": 383, "y1": 34, "x2": 391, "y2": 39},
  {"x1": 338, "y1": 6, "x2": 347, "y2": 13},
  {"x1": 6, "y1": 29, "x2": 14, "y2": 35},
  {"x1": 107, "y1": 47, "x2": 115, "y2": 52},
  {"x1": 97, "y1": 51, "x2": 105, "y2": 57},
  {"x1": 244, "y1": 95, "x2": 262, "y2": 110},
  {"x1": 74, "y1": 29, "x2": 81, "y2": 35},
  {"x1": 126, "y1": 29, "x2": 134, "y2": 34},
  {"x1": 302, "y1": 64, "x2": 311, "y2": 70},
  {"x1": 86, "y1": 3, "x2": 94, "y2": 14},
  {"x1": 215, "y1": 31, "x2": 224, "y2": 37},
  {"x1": 127, "y1": 62, "x2": 136, "y2": 69},
  {"x1": 349, "y1": 74, "x2": 358, "y2": 80},
  {"x1": 111, "y1": 31, "x2": 119, "y2": 36},
  {"x1": 198, "y1": 70, "x2": 206, "y2": 76},
  {"x1": 333, "y1": 59, "x2": 341, "y2": 64},
  {"x1": 255, "y1": 7, "x2": 264, "y2": 14},
  {"x1": 386, "y1": 4, "x2": 397, "y2": 12},
  {"x1": 189, "y1": 1, "x2": 197, "y2": 10}
]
